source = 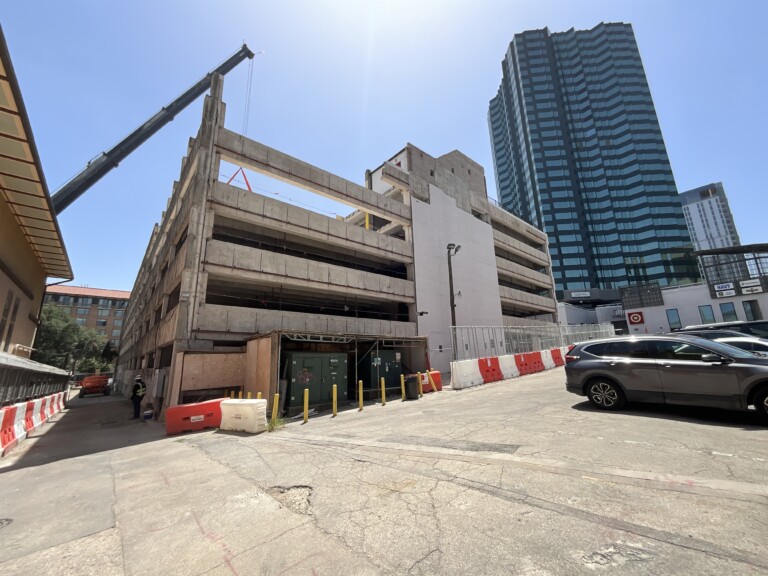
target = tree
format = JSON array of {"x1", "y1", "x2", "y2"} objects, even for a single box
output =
[
  {"x1": 32, "y1": 304, "x2": 111, "y2": 373},
  {"x1": 31, "y1": 304, "x2": 79, "y2": 369}
]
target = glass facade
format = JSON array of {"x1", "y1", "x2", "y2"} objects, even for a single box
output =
[{"x1": 488, "y1": 23, "x2": 699, "y2": 294}]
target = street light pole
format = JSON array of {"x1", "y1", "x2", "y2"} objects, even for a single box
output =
[{"x1": 446, "y1": 243, "x2": 461, "y2": 359}]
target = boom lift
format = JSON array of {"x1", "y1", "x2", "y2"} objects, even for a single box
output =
[{"x1": 51, "y1": 44, "x2": 255, "y2": 214}]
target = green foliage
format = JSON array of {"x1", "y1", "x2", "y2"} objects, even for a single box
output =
[
  {"x1": 32, "y1": 304, "x2": 112, "y2": 373},
  {"x1": 268, "y1": 417, "x2": 286, "y2": 432}
]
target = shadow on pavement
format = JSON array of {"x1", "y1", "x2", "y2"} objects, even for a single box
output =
[
  {"x1": 0, "y1": 394, "x2": 167, "y2": 473},
  {"x1": 571, "y1": 400, "x2": 766, "y2": 430}
]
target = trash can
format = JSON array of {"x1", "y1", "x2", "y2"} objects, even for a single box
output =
[{"x1": 404, "y1": 375, "x2": 420, "y2": 400}]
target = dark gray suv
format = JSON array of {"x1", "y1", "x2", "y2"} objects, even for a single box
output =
[{"x1": 564, "y1": 335, "x2": 768, "y2": 421}]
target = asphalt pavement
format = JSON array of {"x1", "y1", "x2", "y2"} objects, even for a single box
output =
[{"x1": 1, "y1": 370, "x2": 766, "y2": 575}]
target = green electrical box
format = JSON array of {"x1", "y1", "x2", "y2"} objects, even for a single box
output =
[
  {"x1": 359, "y1": 349, "x2": 403, "y2": 391},
  {"x1": 284, "y1": 352, "x2": 348, "y2": 410}
]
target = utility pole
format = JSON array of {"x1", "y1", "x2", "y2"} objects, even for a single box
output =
[{"x1": 447, "y1": 243, "x2": 461, "y2": 359}]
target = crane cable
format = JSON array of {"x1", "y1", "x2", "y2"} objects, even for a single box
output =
[{"x1": 242, "y1": 56, "x2": 255, "y2": 136}]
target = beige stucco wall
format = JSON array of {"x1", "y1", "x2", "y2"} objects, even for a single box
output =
[{"x1": 0, "y1": 198, "x2": 46, "y2": 353}]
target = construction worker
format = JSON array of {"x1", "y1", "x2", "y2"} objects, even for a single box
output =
[{"x1": 131, "y1": 376, "x2": 146, "y2": 419}]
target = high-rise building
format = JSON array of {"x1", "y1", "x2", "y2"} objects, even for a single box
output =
[
  {"x1": 680, "y1": 182, "x2": 748, "y2": 283},
  {"x1": 488, "y1": 22, "x2": 699, "y2": 298}
]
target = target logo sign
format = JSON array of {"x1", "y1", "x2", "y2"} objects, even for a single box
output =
[{"x1": 627, "y1": 312, "x2": 645, "y2": 325}]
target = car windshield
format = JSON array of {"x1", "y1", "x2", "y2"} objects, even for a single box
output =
[
  {"x1": 690, "y1": 338, "x2": 759, "y2": 359},
  {"x1": 748, "y1": 325, "x2": 768, "y2": 338}
]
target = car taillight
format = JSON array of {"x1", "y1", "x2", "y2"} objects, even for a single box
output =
[{"x1": 564, "y1": 344, "x2": 579, "y2": 363}]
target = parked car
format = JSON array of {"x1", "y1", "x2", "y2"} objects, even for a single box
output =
[
  {"x1": 564, "y1": 335, "x2": 768, "y2": 421},
  {"x1": 673, "y1": 329, "x2": 746, "y2": 340},
  {"x1": 681, "y1": 320, "x2": 768, "y2": 338},
  {"x1": 78, "y1": 375, "x2": 111, "y2": 398},
  {"x1": 713, "y1": 336, "x2": 768, "y2": 357}
]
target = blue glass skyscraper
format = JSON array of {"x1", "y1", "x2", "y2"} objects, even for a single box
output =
[{"x1": 489, "y1": 23, "x2": 699, "y2": 296}]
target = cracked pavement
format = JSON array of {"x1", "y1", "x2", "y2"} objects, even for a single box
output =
[{"x1": 1, "y1": 369, "x2": 767, "y2": 575}]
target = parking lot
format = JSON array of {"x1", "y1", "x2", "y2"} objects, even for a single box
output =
[{"x1": 1, "y1": 368, "x2": 767, "y2": 575}]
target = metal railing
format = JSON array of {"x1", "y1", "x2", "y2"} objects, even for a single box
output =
[
  {"x1": 0, "y1": 367, "x2": 69, "y2": 406},
  {"x1": 451, "y1": 323, "x2": 616, "y2": 362}
]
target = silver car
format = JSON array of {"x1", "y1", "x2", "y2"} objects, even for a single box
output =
[
  {"x1": 714, "y1": 336, "x2": 768, "y2": 358},
  {"x1": 564, "y1": 335, "x2": 768, "y2": 421}
]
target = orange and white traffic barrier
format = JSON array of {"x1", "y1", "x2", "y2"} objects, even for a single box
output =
[
  {"x1": 450, "y1": 346, "x2": 571, "y2": 390},
  {"x1": 1, "y1": 391, "x2": 66, "y2": 456}
]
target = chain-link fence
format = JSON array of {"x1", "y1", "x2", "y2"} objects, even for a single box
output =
[{"x1": 452, "y1": 323, "x2": 616, "y2": 362}]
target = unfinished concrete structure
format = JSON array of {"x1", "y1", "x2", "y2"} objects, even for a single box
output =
[{"x1": 117, "y1": 75, "x2": 556, "y2": 413}]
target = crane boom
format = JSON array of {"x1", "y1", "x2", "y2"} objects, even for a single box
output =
[{"x1": 51, "y1": 44, "x2": 255, "y2": 214}]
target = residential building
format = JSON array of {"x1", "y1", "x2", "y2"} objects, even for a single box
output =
[
  {"x1": 0, "y1": 24, "x2": 72, "y2": 398},
  {"x1": 44, "y1": 286, "x2": 130, "y2": 347},
  {"x1": 488, "y1": 22, "x2": 699, "y2": 298},
  {"x1": 680, "y1": 182, "x2": 749, "y2": 283},
  {"x1": 116, "y1": 75, "x2": 557, "y2": 414}
]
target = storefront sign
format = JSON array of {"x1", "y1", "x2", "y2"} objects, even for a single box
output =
[
  {"x1": 570, "y1": 291, "x2": 591, "y2": 298},
  {"x1": 740, "y1": 279, "x2": 762, "y2": 288},
  {"x1": 627, "y1": 312, "x2": 644, "y2": 325},
  {"x1": 714, "y1": 282, "x2": 735, "y2": 291},
  {"x1": 716, "y1": 289, "x2": 737, "y2": 298},
  {"x1": 742, "y1": 286, "x2": 764, "y2": 295}
]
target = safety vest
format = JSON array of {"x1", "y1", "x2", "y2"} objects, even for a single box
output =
[{"x1": 137, "y1": 383, "x2": 146, "y2": 397}]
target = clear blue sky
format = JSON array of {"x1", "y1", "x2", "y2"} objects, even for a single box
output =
[{"x1": 3, "y1": 1, "x2": 766, "y2": 291}]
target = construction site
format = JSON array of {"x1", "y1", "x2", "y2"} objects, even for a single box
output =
[{"x1": 115, "y1": 73, "x2": 559, "y2": 416}]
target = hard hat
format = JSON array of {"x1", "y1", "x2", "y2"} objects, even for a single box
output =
[{"x1": 134, "y1": 375, "x2": 142, "y2": 381}]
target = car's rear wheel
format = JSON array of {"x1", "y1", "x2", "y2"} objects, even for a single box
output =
[
  {"x1": 78, "y1": 390, "x2": 86, "y2": 399},
  {"x1": 586, "y1": 379, "x2": 626, "y2": 411},
  {"x1": 754, "y1": 388, "x2": 768, "y2": 422}
]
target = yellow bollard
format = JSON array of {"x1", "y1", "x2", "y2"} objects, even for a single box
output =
[
  {"x1": 332, "y1": 384, "x2": 337, "y2": 417},
  {"x1": 247, "y1": 391, "x2": 252, "y2": 399},
  {"x1": 271, "y1": 393, "x2": 280, "y2": 426},
  {"x1": 230, "y1": 390, "x2": 235, "y2": 399},
  {"x1": 400, "y1": 374, "x2": 406, "y2": 401},
  {"x1": 238, "y1": 390, "x2": 243, "y2": 399},
  {"x1": 417, "y1": 372, "x2": 423, "y2": 397},
  {"x1": 257, "y1": 391, "x2": 262, "y2": 399},
  {"x1": 381, "y1": 377, "x2": 386, "y2": 406},
  {"x1": 303, "y1": 388, "x2": 309, "y2": 423},
  {"x1": 358, "y1": 380, "x2": 363, "y2": 411},
  {"x1": 427, "y1": 371, "x2": 438, "y2": 393}
]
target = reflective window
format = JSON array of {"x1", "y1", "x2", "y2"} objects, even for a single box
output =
[
  {"x1": 665, "y1": 309, "x2": 682, "y2": 330},
  {"x1": 743, "y1": 300, "x2": 762, "y2": 322},
  {"x1": 652, "y1": 341, "x2": 710, "y2": 361},
  {"x1": 698, "y1": 305, "x2": 715, "y2": 324},
  {"x1": 719, "y1": 302, "x2": 738, "y2": 322}
]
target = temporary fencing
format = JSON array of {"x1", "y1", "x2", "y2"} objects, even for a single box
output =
[{"x1": 452, "y1": 323, "x2": 615, "y2": 362}]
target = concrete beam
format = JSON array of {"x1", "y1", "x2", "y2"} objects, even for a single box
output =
[
  {"x1": 215, "y1": 129, "x2": 412, "y2": 225},
  {"x1": 195, "y1": 303, "x2": 418, "y2": 337},
  {"x1": 495, "y1": 257, "x2": 553, "y2": 291},
  {"x1": 498, "y1": 285, "x2": 557, "y2": 314},
  {"x1": 493, "y1": 229, "x2": 550, "y2": 268},
  {"x1": 209, "y1": 181, "x2": 413, "y2": 264}
]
